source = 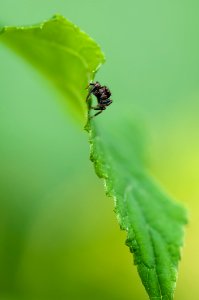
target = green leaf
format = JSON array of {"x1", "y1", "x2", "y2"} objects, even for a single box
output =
[
  {"x1": 0, "y1": 15, "x2": 105, "y2": 123},
  {"x1": 0, "y1": 15, "x2": 187, "y2": 300},
  {"x1": 87, "y1": 120, "x2": 187, "y2": 300}
]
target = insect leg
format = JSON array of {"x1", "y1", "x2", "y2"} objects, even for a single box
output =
[
  {"x1": 85, "y1": 82, "x2": 95, "y2": 90},
  {"x1": 101, "y1": 99, "x2": 112, "y2": 105},
  {"x1": 106, "y1": 99, "x2": 113, "y2": 106},
  {"x1": 89, "y1": 110, "x2": 103, "y2": 119},
  {"x1": 90, "y1": 106, "x2": 99, "y2": 109},
  {"x1": 93, "y1": 110, "x2": 103, "y2": 117},
  {"x1": 89, "y1": 106, "x2": 106, "y2": 118}
]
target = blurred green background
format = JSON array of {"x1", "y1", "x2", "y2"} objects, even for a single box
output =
[{"x1": 0, "y1": 0, "x2": 199, "y2": 299}]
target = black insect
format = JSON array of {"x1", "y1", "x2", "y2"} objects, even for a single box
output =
[{"x1": 86, "y1": 81, "x2": 113, "y2": 118}]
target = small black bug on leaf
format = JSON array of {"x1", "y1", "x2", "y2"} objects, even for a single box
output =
[{"x1": 86, "y1": 81, "x2": 113, "y2": 118}]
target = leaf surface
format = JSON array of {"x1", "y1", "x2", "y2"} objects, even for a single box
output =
[
  {"x1": 87, "y1": 120, "x2": 187, "y2": 300},
  {"x1": 0, "y1": 15, "x2": 187, "y2": 300},
  {"x1": 0, "y1": 15, "x2": 105, "y2": 122}
]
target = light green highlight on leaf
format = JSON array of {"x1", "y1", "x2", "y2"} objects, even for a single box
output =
[{"x1": 0, "y1": 15, "x2": 187, "y2": 300}]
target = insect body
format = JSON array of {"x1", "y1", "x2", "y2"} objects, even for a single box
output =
[{"x1": 86, "y1": 82, "x2": 113, "y2": 118}]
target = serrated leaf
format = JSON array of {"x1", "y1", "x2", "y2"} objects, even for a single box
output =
[
  {"x1": 0, "y1": 15, "x2": 187, "y2": 300},
  {"x1": 87, "y1": 120, "x2": 187, "y2": 300}
]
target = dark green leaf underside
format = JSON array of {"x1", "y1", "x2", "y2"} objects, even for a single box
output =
[{"x1": 0, "y1": 15, "x2": 187, "y2": 300}]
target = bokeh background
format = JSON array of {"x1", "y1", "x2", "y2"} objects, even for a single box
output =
[{"x1": 0, "y1": 0, "x2": 199, "y2": 299}]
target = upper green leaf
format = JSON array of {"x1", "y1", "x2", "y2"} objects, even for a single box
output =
[
  {"x1": 0, "y1": 15, "x2": 105, "y2": 123},
  {"x1": 0, "y1": 15, "x2": 187, "y2": 300}
]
